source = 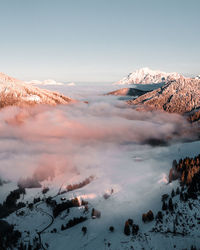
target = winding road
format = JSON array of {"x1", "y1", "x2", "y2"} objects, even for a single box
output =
[
  {"x1": 34, "y1": 186, "x2": 64, "y2": 249},
  {"x1": 35, "y1": 201, "x2": 54, "y2": 249}
]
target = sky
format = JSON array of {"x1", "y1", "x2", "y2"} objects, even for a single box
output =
[{"x1": 0, "y1": 0, "x2": 199, "y2": 82}]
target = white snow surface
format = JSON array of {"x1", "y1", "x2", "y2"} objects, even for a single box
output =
[{"x1": 115, "y1": 67, "x2": 181, "y2": 85}]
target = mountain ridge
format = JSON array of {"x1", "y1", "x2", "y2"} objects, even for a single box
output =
[
  {"x1": 127, "y1": 77, "x2": 200, "y2": 122},
  {"x1": 0, "y1": 72, "x2": 75, "y2": 108}
]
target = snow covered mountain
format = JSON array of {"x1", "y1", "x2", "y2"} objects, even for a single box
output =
[
  {"x1": 0, "y1": 72, "x2": 75, "y2": 108},
  {"x1": 128, "y1": 77, "x2": 200, "y2": 120},
  {"x1": 115, "y1": 67, "x2": 181, "y2": 85}
]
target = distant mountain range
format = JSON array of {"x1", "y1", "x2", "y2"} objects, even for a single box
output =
[
  {"x1": 115, "y1": 67, "x2": 181, "y2": 85},
  {"x1": 26, "y1": 79, "x2": 76, "y2": 86},
  {"x1": 0, "y1": 72, "x2": 75, "y2": 108},
  {"x1": 26, "y1": 79, "x2": 65, "y2": 86}
]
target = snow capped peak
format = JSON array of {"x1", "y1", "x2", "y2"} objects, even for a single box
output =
[
  {"x1": 133, "y1": 67, "x2": 156, "y2": 74},
  {"x1": 116, "y1": 67, "x2": 181, "y2": 85}
]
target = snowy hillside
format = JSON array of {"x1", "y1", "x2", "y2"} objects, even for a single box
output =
[
  {"x1": 128, "y1": 77, "x2": 200, "y2": 121},
  {"x1": 115, "y1": 67, "x2": 181, "y2": 85},
  {"x1": 0, "y1": 72, "x2": 75, "y2": 108},
  {"x1": 1, "y1": 141, "x2": 200, "y2": 250}
]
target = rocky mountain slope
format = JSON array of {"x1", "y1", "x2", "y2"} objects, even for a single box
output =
[
  {"x1": 116, "y1": 67, "x2": 181, "y2": 85},
  {"x1": 127, "y1": 77, "x2": 200, "y2": 121},
  {"x1": 0, "y1": 72, "x2": 75, "y2": 108}
]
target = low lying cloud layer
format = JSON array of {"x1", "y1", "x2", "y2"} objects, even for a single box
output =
[{"x1": 0, "y1": 95, "x2": 196, "y2": 184}]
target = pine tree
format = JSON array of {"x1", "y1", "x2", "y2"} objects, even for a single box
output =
[
  {"x1": 168, "y1": 198, "x2": 173, "y2": 211},
  {"x1": 176, "y1": 187, "x2": 180, "y2": 195},
  {"x1": 124, "y1": 221, "x2": 130, "y2": 236},
  {"x1": 180, "y1": 192, "x2": 184, "y2": 201},
  {"x1": 162, "y1": 201, "x2": 168, "y2": 210},
  {"x1": 171, "y1": 189, "x2": 175, "y2": 197},
  {"x1": 82, "y1": 226, "x2": 87, "y2": 235}
]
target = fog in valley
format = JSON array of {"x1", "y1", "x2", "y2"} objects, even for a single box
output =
[{"x1": 0, "y1": 84, "x2": 199, "y2": 217}]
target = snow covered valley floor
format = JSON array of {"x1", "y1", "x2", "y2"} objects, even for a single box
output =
[{"x1": 0, "y1": 83, "x2": 200, "y2": 250}]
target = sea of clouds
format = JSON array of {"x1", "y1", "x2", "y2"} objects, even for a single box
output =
[{"x1": 0, "y1": 83, "x2": 199, "y2": 212}]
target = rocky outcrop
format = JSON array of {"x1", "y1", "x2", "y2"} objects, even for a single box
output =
[
  {"x1": 127, "y1": 77, "x2": 200, "y2": 120},
  {"x1": 0, "y1": 72, "x2": 75, "y2": 108}
]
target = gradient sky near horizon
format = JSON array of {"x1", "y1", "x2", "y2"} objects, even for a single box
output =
[{"x1": 0, "y1": 0, "x2": 199, "y2": 82}]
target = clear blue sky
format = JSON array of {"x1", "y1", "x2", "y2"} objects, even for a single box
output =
[{"x1": 0, "y1": 0, "x2": 199, "y2": 82}]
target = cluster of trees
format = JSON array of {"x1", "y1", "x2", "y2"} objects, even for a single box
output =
[
  {"x1": 142, "y1": 210, "x2": 154, "y2": 223},
  {"x1": 42, "y1": 187, "x2": 49, "y2": 194},
  {"x1": 45, "y1": 196, "x2": 57, "y2": 208},
  {"x1": 0, "y1": 188, "x2": 26, "y2": 218},
  {"x1": 155, "y1": 211, "x2": 163, "y2": 222},
  {"x1": 160, "y1": 185, "x2": 197, "y2": 216},
  {"x1": 151, "y1": 154, "x2": 200, "y2": 238},
  {"x1": 53, "y1": 197, "x2": 80, "y2": 217},
  {"x1": 18, "y1": 237, "x2": 41, "y2": 250},
  {"x1": 161, "y1": 192, "x2": 176, "y2": 211},
  {"x1": 33, "y1": 197, "x2": 41, "y2": 204},
  {"x1": 66, "y1": 176, "x2": 94, "y2": 192},
  {"x1": 61, "y1": 216, "x2": 87, "y2": 231},
  {"x1": 169, "y1": 155, "x2": 200, "y2": 186},
  {"x1": 169, "y1": 154, "x2": 200, "y2": 202},
  {"x1": 124, "y1": 219, "x2": 139, "y2": 236},
  {"x1": 0, "y1": 220, "x2": 21, "y2": 249}
]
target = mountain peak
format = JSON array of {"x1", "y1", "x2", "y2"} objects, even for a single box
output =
[{"x1": 116, "y1": 67, "x2": 181, "y2": 85}]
